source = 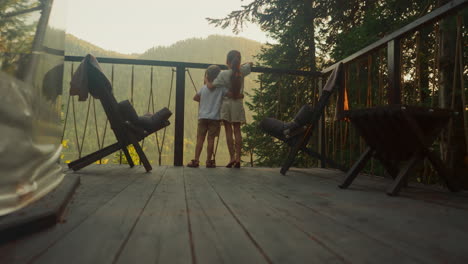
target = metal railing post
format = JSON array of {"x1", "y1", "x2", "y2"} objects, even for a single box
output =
[{"x1": 174, "y1": 66, "x2": 185, "y2": 166}]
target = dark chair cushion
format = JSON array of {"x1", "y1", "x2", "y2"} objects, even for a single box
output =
[
  {"x1": 259, "y1": 118, "x2": 287, "y2": 141},
  {"x1": 117, "y1": 100, "x2": 139, "y2": 124},
  {"x1": 136, "y1": 107, "x2": 172, "y2": 132}
]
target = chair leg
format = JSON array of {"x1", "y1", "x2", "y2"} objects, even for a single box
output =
[
  {"x1": 132, "y1": 142, "x2": 152, "y2": 172},
  {"x1": 339, "y1": 147, "x2": 373, "y2": 189},
  {"x1": 426, "y1": 150, "x2": 460, "y2": 192},
  {"x1": 280, "y1": 136, "x2": 307, "y2": 175},
  {"x1": 69, "y1": 143, "x2": 120, "y2": 171},
  {"x1": 386, "y1": 153, "x2": 420, "y2": 196},
  {"x1": 122, "y1": 146, "x2": 135, "y2": 168},
  {"x1": 375, "y1": 156, "x2": 399, "y2": 179}
]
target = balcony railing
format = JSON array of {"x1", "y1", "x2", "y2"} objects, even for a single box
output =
[
  {"x1": 61, "y1": 0, "x2": 466, "y2": 182},
  {"x1": 62, "y1": 56, "x2": 320, "y2": 166}
]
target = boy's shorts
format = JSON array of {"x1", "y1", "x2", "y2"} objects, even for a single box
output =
[{"x1": 198, "y1": 119, "x2": 221, "y2": 138}]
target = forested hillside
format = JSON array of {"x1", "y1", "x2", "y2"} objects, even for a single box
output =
[
  {"x1": 65, "y1": 34, "x2": 138, "y2": 58},
  {"x1": 62, "y1": 34, "x2": 263, "y2": 166}
]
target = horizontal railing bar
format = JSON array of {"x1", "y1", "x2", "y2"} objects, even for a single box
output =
[
  {"x1": 322, "y1": 0, "x2": 467, "y2": 74},
  {"x1": 64, "y1": 56, "x2": 321, "y2": 77}
]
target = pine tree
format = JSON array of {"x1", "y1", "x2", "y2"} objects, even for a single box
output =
[
  {"x1": 208, "y1": 0, "x2": 443, "y2": 167},
  {"x1": 0, "y1": 0, "x2": 40, "y2": 74}
]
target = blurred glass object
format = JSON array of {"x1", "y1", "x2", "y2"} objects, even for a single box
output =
[{"x1": 0, "y1": 0, "x2": 67, "y2": 216}]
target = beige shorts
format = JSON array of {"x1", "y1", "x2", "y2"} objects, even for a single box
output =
[
  {"x1": 220, "y1": 98, "x2": 246, "y2": 123},
  {"x1": 198, "y1": 119, "x2": 221, "y2": 138}
]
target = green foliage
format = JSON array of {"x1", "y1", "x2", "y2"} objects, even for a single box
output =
[
  {"x1": 210, "y1": 0, "x2": 442, "y2": 169},
  {"x1": 0, "y1": 0, "x2": 38, "y2": 74},
  {"x1": 320, "y1": 0, "x2": 438, "y2": 62},
  {"x1": 210, "y1": 1, "x2": 320, "y2": 167},
  {"x1": 113, "y1": 145, "x2": 142, "y2": 165}
]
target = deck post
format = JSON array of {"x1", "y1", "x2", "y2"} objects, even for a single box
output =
[
  {"x1": 174, "y1": 66, "x2": 185, "y2": 166},
  {"x1": 317, "y1": 77, "x2": 326, "y2": 168},
  {"x1": 387, "y1": 39, "x2": 401, "y2": 104}
]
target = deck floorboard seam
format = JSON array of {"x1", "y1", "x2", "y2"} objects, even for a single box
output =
[
  {"x1": 111, "y1": 167, "x2": 168, "y2": 264},
  {"x1": 202, "y1": 171, "x2": 274, "y2": 264},
  {"x1": 183, "y1": 168, "x2": 198, "y2": 264}
]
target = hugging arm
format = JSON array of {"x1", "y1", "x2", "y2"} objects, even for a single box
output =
[{"x1": 193, "y1": 93, "x2": 200, "y2": 102}]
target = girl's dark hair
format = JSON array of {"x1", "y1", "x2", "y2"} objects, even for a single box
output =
[{"x1": 227, "y1": 50, "x2": 241, "y2": 96}]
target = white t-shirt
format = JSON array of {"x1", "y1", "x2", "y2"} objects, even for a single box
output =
[
  {"x1": 197, "y1": 85, "x2": 227, "y2": 120},
  {"x1": 212, "y1": 63, "x2": 251, "y2": 95}
]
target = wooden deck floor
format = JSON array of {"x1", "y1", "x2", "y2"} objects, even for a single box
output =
[{"x1": 1, "y1": 165, "x2": 468, "y2": 264}]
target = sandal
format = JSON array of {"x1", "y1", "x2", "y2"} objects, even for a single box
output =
[
  {"x1": 187, "y1": 160, "x2": 199, "y2": 168},
  {"x1": 206, "y1": 160, "x2": 216, "y2": 168},
  {"x1": 226, "y1": 161, "x2": 236, "y2": 168}
]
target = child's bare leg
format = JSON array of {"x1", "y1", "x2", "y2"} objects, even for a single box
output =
[
  {"x1": 224, "y1": 120, "x2": 235, "y2": 162},
  {"x1": 194, "y1": 131, "x2": 206, "y2": 161},
  {"x1": 207, "y1": 135, "x2": 215, "y2": 161},
  {"x1": 233, "y1": 122, "x2": 242, "y2": 162}
]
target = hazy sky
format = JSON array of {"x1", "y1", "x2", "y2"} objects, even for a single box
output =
[{"x1": 66, "y1": 0, "x2": 271, "y2": 54}]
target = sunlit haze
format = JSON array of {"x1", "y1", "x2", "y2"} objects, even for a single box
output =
[{"x1": 66, "y1": 0, "x2": 272, "y2": 54}]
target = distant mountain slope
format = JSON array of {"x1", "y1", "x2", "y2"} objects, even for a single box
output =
[
  {"x1": 139, "y1": 35, "x2": 262, "y2": 64},
  {"x1": 65, "y1": 34, "x2": 263, "y2": 64},
  {"x1": 65, "y1": 34, "x2": 137, "y2": 58}
]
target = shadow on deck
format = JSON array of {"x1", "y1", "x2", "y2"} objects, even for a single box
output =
[{"x1": 1, "y1": 165, "x2": 468, "y2": 264}]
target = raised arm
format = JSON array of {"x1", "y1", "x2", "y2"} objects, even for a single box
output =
[
  {"x1": 206, "y1": 80, "x2": 214, "y2": 89},
  {"x1": 241, "y1": 62, "x2": 252, "y2": 76}
]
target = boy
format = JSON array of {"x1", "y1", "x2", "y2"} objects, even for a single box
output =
[{"x1": 187, "y1": 65, "x2": 223, "y2": 168}]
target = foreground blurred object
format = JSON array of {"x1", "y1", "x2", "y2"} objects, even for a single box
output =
[
  {"x1": 259, "y1": 63, "x2": 346, "y2": 175},
  {"x1": 67, "y1": 54, "x2": 172, "y2": 172},
  {"x1": 0, "y1": 0, "x2": 67, "y2": 216}
]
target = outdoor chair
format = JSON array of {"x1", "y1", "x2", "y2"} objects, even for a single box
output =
[
  {"x1": 68, "y1": 54, "x2": 172, "y2": 172},
  {"x1": 338, "y1": 105, "x2": 460, "y2": 196},
  {"x1": 259, "y1": 63, "x2": 346, "y2": 175}
]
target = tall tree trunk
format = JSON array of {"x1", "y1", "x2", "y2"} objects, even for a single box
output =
[
  {"x1": 305, "y1": 0, "x2": 316, "y2": 71},
  {"x1": 418, "y1": 27, "x2": 431, "y2": 105},
  {"x1": 438, "y1": 0, "x2": 467, "y2": 189}
]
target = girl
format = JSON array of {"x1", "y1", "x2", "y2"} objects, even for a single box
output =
[{"x1": 207, "y1": 50, "x2": 252, "y2": 168}]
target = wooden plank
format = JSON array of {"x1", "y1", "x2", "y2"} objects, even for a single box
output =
[
  {"x1": 23, "y1": 165, "x2": 165, "y2": 264},
  {"x1": 230, "y1": 168, "x2": 423, "y2": 263},
  {"x1": 246, "y1": 168, "x2": 468, "y2": 264},
  {"x1": 114, "y1": 167, "x2": 192, "y2": 264},
  {"x1": 203, "y1": 168, "x2": 346, "y2": 264},
  {"x1": 183, "y1": 167, "x2": 269, "y2": 264},
  {"x1": 0, "y1": 165, "x2": 142, "y2": 264},
  {"x1": 293, "y1": 167, "x2": 468, "y2": 209}
]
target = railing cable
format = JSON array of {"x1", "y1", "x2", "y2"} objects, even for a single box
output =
[
  {"x1": 154, "y1": 68, "x2": 175, "y2": 165},
  {"x1": 141, "y1": 66, "x2": 156, "y2": 163}
]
